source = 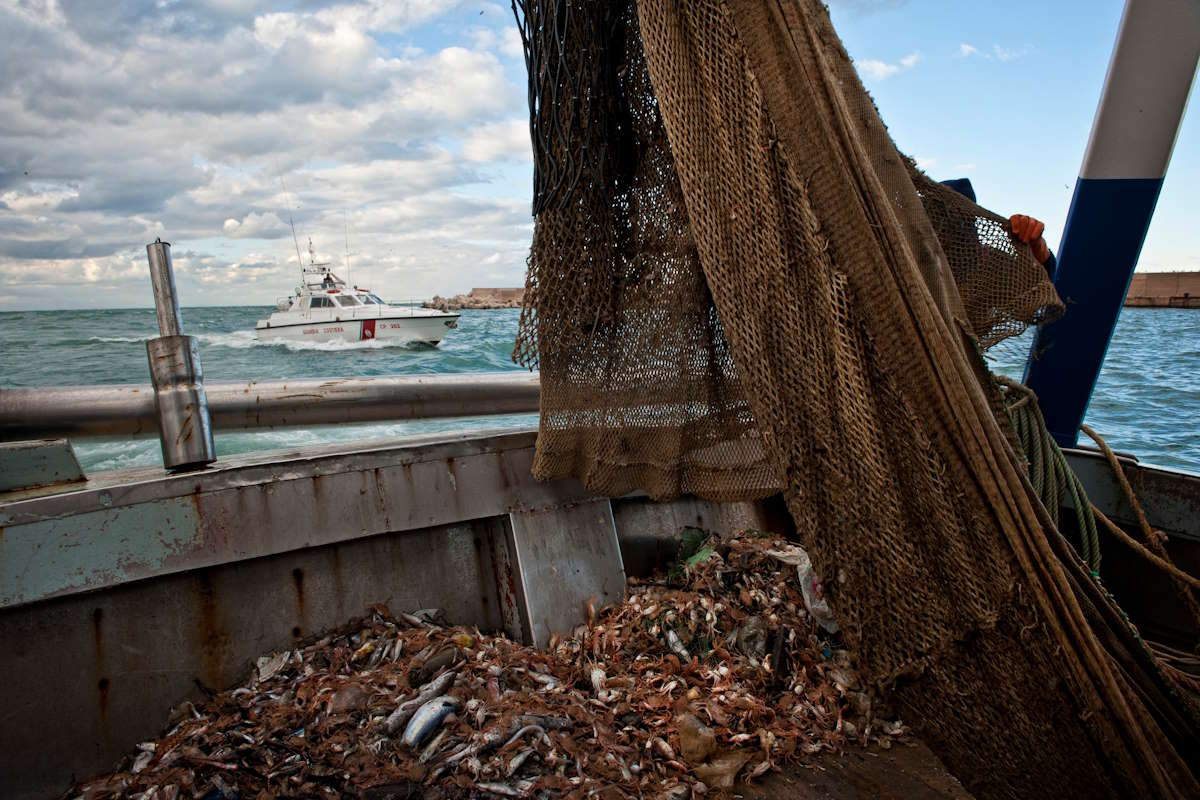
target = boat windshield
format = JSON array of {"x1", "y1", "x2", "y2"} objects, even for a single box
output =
[
  {"x1": 335, "y1": 294, "x2": 361, "y2": 307},
  {"x1": 359, "y1": 294, "x2": 379, "y2": 305},
  {"x1": 309, "y1": 296, "x2": 334, "y2": 308},
  {"x1": 368, "y1": 294, "x2": 386, "y2": 305}
]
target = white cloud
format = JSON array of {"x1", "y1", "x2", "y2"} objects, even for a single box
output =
[
  {"x1": 462, "y1": 120, "x2": 531, "y2": 162},
  {"x1": 0, "y1": 0, "x2": 535, "y2": 307},
  {"x1": 223, "y1": 211, "x2": 287, "y2": 239},
  {"x1": 993, "y1": 44, "x2": 1032, "y2": 62},
  {"x1": 953, "y1": 162, "x2": 977, "y2": 172},
  {"x1": 914, "y1": 156, "x2": 937, "y2": 170},
  {"x1": 857, "y1": 51, "x2": 920, "y2": 80},
  {"x1": 957, "y1": 42, "x2": 1031, "y2": 62}
]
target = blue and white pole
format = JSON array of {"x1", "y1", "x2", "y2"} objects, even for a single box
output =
[{"x1": 1024, "y1": 0, "x2": 1200, "y2": 447}]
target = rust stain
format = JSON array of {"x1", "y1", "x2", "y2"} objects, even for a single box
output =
[
  {"x1": 193, "y1": 572, "x2": 230, "y2": 690},
  {"x1": 292, "y1": 566, "x2": 306, "y2": 627},
  {"x1": 92, "y1": 607, "x2": 110, "y2": 736},
  {"x1": 373, "y1": 467, "x2": 391, "y2": 528},
  {"x1": 331, "y1": 547, "x2": 345, "y2": 616},
  {"x1": 471, "y1": 534, "x2": 493, "y2": 629},
  {"x1": 97, "y1": 676, "x2": 110, "y2": 734}
]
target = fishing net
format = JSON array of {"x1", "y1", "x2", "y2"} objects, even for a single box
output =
[{"x1": 512, "y1": 1, "x2": 1199, "y2": 798}]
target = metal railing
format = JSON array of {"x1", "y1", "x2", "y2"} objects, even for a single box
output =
[
  {"x1": 0, "y1": 373, "x2": 541, "y2": 440},
  {"x1": 0, "y1": 238, "x2": 541, "y2": 458}
]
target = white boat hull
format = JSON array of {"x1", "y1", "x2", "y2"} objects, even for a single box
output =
[{"x1": 256, "y1": 312, "x2": 459, "y2": 345}]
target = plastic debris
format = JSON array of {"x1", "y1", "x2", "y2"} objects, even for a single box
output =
[
  {"x1": 767, "y1": 543, "x2": 840, "y2": 634},
  {"x1": 69, "y1": 530, "x2": 902, "y2": 799}
]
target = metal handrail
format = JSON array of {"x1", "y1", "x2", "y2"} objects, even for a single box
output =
[{"x1": 0, "y1": 373, "x2": 541, "y2": 440}]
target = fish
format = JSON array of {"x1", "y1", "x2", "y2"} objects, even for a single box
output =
[
  {"x1": 401, "y1": 695, "x2": 460, "y2": 749},
  {"x1": 384, "y1": 670, "x2": 457, "y2": 735},
  {"x1": 474, "y1": 780, "x2": 534, "y2": 798}
]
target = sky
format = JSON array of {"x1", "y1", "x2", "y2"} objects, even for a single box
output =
[{"x1": 0, "y1": 0, "x2": 1195, "y2": 310}]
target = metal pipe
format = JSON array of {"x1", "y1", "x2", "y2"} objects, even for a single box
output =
[
  {"x1": 0, "y1": 373, "x2": 542, "y2": 440},
  {"x1": 144, "y1": 239, "x2": 216, "y2": 470},
  {"x1": 146, "y1": 239, "x2": 184, "y2": 338}
]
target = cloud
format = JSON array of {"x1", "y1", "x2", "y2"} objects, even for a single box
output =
[
  {"x1": 0, "y1": 0, "x2": 535, "y2": 307},
  {"x1": 857, "y1": 51, "x2": 920, "y2": 80},
  {"x1": 914, "y1": 155, "x2": 937, "y2": 171},
  {"x1": 993, "y1": 45, "x2": 1032, "y2": 62},
  {"x1": 462, "y1": 120, "x2": 531, "y2": 162},
  {"x1": 223, "y1": 211, "x2": 288, "y2": 239},
  {"x1": 953, "y1": 162, "x2": 977, "y2": 172},
  {"x1": 957, "y1": 42, "x2": 1032, "y2": 62}
]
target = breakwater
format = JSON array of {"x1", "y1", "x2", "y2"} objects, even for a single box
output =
[{"x1": 1125, "y1": 272, "x2": 1200, "y2": 308}]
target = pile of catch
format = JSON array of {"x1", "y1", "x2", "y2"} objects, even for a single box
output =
[{"x1": 69, "y1": 531, "x2": 904, "y2": 799}]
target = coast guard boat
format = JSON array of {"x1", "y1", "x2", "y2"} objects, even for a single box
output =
[{"x1": 255, "y1": 240, "x2": 459, "y2": 345}]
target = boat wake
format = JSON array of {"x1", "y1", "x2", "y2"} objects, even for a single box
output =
[
  {"x1": 89, "y1": 335, "x2": 150, "y2": 344},
  {"x1": 91, "y1": 331, "x2": 437, "y2": 352},
  {"x1": 198, "y1": 330, "x2": 435, "y2": 352}
]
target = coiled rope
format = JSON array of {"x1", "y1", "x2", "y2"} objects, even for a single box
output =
[
  {"x1": 998, "y1": 376, "x2": 1200, "y2": 640},
  {"x1": 998, "y1": 375, "x2": 1101, "y2": 572}
]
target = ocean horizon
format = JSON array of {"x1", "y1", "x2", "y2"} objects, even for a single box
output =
[{"x1": 2, "y1": 305, "x2": 1197, "y2": 475}]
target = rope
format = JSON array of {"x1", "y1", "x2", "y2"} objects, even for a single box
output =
[
  {"x1": 997, "y1": 375, "x2": 1101, "y2": 571},
  {"x1": 1080, "y1": 424, "x2": 1200, "y2": 635},
  {"x1": 1092, "y1": 506, "x2": 1200, "y2": 592},
  {"x1": 998, "y1": 376, "x2": 1200, "y2": 647}
]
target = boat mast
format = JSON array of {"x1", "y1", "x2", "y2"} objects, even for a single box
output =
[
  {"x1": 279, "y1": 174, "x2": 304, "y2": 284},
  {"x1": 343, "y1": 209, "x2": 352, "y2": 287}
]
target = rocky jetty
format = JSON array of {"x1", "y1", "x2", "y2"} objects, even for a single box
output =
[{"x1": 424, "y1": 287, "x2": 524, "y2": 311}]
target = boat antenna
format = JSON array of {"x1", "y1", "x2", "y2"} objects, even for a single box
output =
[
  {"x1": 343, "y1": 208, "x2": 352, "y2": 287},
  {"x1": 278, "y1": 173, "x2": 304, "y2": 278}
]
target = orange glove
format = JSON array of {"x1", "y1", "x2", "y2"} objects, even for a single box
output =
[{"x1": 1009, "y1": 214, "x2": 1051, "y2": 264}]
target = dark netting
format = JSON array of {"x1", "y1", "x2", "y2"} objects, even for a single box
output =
[
  {"x1": 511, "y1": 1, "x2": 1199, "y2": 798},
  {"x1": 512, "y1": 0, "x2": 778, "y2": 501},
  {"x1": 912, "y1": 168, "x2": 1064, "y2": 349}
]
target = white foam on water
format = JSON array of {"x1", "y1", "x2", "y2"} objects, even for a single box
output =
[
  {"x1": 196, "y1": 330, "x2": 432, "y2": 352},
  {"x1": 88, "y1": 331, "x2": 432, "y2": 352},
  {"x1": 89, "y1": 335, "x2": 149, "y2": 343}
]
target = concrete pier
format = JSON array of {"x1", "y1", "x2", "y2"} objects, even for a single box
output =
[{"x1": 1124, "y1": 271, "x2": 1200, "y2": 307}]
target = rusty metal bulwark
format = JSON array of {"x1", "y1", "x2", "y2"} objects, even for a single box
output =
[{"x1": 0, "y1": 418, "x2": 791, "y2": 800}]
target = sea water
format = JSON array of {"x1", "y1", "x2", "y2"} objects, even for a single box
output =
[{"x1": 1, "y1": 306, "x2": 1196, "y2": 474}]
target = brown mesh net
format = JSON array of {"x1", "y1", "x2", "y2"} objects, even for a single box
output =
[
  {"x1": 512, "y1": 1, "x2": 1199, "y2": 797},
  {"x1": 913, "y1": 170, "x2": 1064, "y2": 349}
]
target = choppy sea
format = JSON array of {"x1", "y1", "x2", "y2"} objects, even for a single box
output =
[{"x1": 1, "y1": 306, "x2": 1197, "y2": 474}]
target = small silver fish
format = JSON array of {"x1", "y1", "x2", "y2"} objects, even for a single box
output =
[
  {"x1": 401, "y1": 695, "x2": 459, "y2": 749},
  {"x1": 474, "y1": 781, "x2": 534, "y2": 798},
  {"x1": 505, "y1": 746, "x2": 535, "y2": 777}
]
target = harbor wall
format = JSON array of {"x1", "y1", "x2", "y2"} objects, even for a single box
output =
[{"x1": 1124, "y1": 271, "x2": 1200, "y2": 307}]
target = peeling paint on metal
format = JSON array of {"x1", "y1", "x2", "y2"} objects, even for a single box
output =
[{"x1": 0, "y1": 498, "x2": 197, "y2": 607}]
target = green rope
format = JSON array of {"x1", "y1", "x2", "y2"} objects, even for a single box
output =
[{"x1": 998, "y1": 375, "x2": 1101, "y2": 573}]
